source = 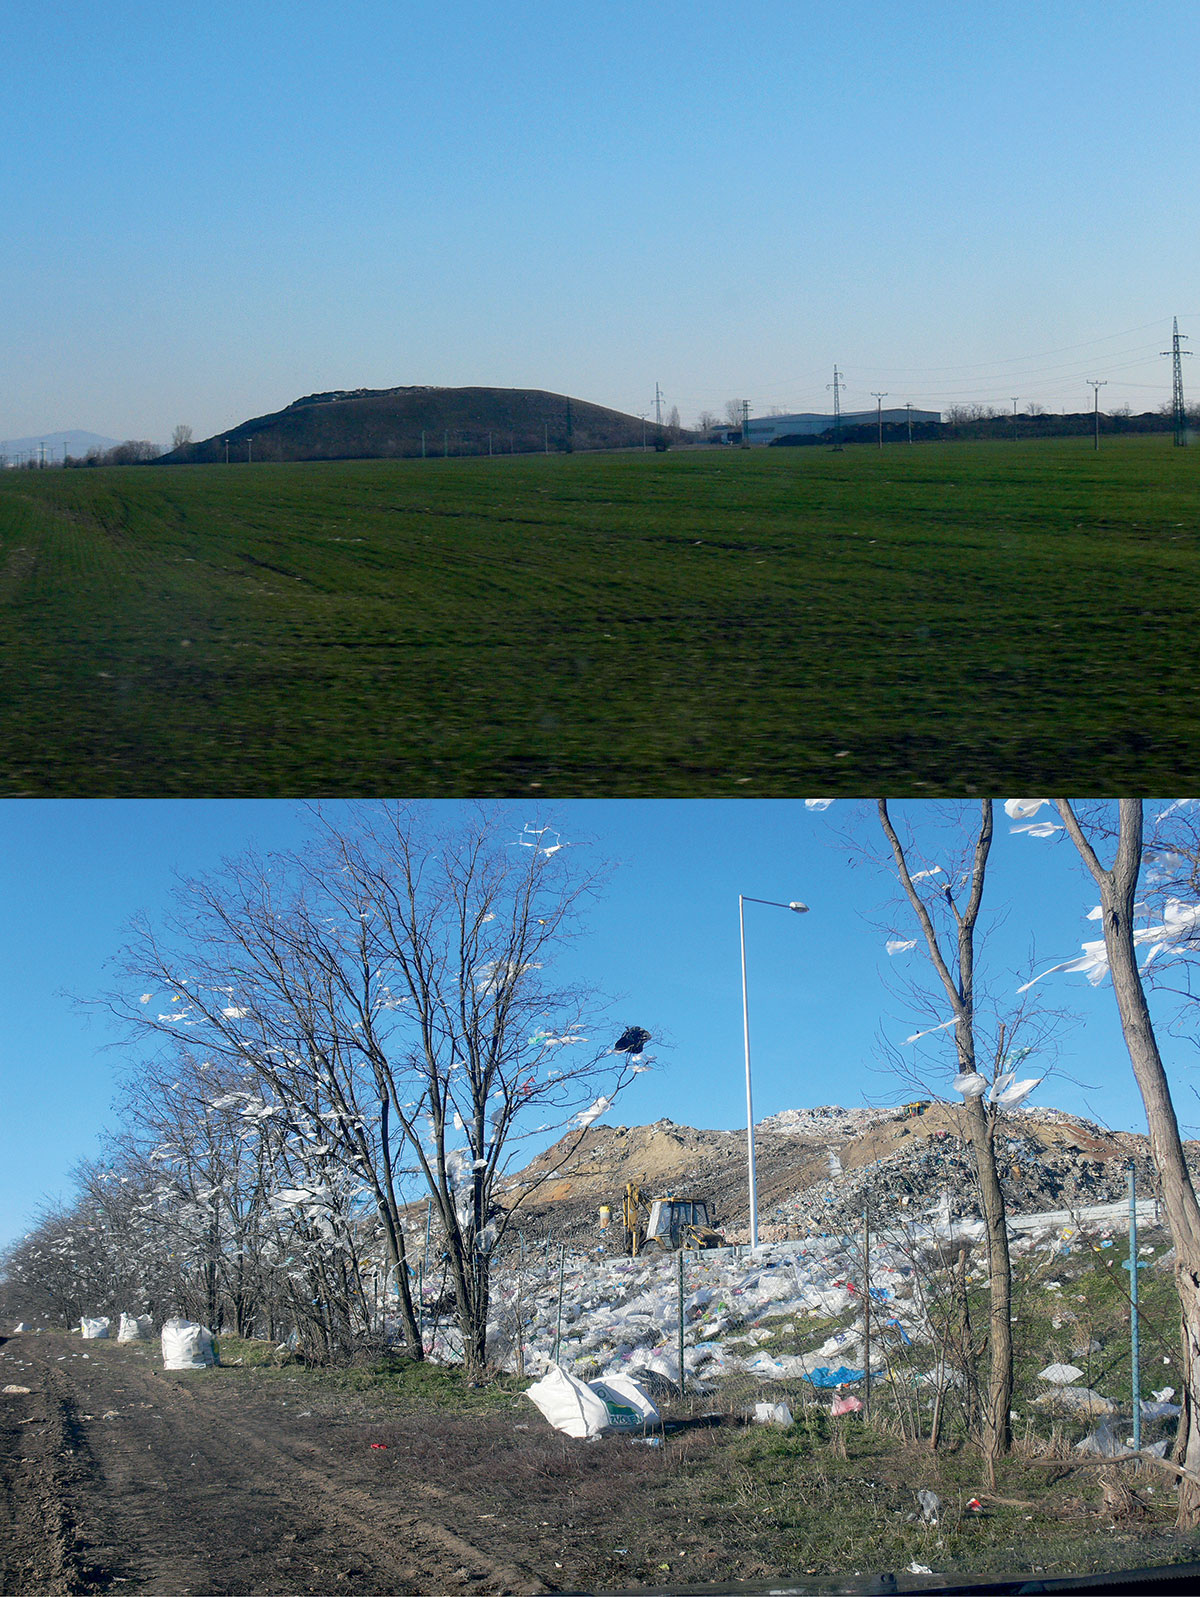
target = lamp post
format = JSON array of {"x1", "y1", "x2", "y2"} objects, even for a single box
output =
[{"x1": 739, "y1": 894, "x2": 809, "y2": 1249}]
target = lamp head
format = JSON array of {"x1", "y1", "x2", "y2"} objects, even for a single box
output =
[{"x1": 788, "y1": 901, "x2": 810, "y2": 913}]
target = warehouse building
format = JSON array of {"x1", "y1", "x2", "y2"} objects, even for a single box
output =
[{"x1": 744, "y1": 408, "x2": 941, "y2": 444}]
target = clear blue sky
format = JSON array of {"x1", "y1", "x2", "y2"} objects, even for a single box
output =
[
  {"x1": 4, "y1": 2, "x2": 1199, "y2": 446},
  {"x1": 0, "y1": 798, "x2": 1186, "y2": 1251}
]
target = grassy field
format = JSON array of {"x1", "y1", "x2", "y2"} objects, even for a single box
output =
[{"x1": 1, "y1": 436, "x2": 1197, "y2": 794}]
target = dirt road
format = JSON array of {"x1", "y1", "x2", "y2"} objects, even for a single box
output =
[{"x1": 0, "y1": 1331, "x2": 560, "y2": 1596}]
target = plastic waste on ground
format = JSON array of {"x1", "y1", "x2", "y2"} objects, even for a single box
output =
[
  {"x1": 753, "y1": 1401, "x2": 793, "y2": 1427},
  {"x1": 917, "y1": 1488, "x2": 941, "y2": 1523},
  {"x1": 830, "y1": 1394, "x2": 863, "y2": 1416},
  {"x1": 117, "y1": 1313, "x2": 154, "y2": 1343},
  {"x1": 1038, "y1": 1362, "x2": 1083, "y2": 1385},
  {"x1": 80, "y1": 1316, "x2": 110, "y2": 1340},
  {"x1": 1035, "y1": 1384, "x2": 1116, "y2": 1415},
  {"x1": 1075, "y1": 1420, "x2": 1130, "y2": 1457},
  {"x1": 526, "y1": 1365, "x2": 659, "y2": 1438},
  {"x1": 12, "y1": 1323, "x2": 29, "y2": 1333},
  {"x1": 806, "y1": 1364, "x2": 865, "y2": 1387},
  {"x1": 161, "y1": 1318, "x2": 218, "y2": 1371}
]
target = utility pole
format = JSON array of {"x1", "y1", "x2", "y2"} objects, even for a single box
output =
[
  {"x1": 740, "y1": 398, "x2": 750, "y2": 449},
  {"x1": 421, "y1": 430, "x2": 426, "y2": 458},
  {"x1": 828, "y1": 367, "x2": 844, "y2": 451},
  {"x1": 544, "y1": 423, "x2": 549, "y2": 455},
  {"x1": 1011, "y1": 399, "x2": 1019, "y2": 439},
  {"x1": 224, "y1": 439, "x2": 229, "y2": 465},
  {"x1": 654, "y1": 383, "x2": 664, "y2": 427},
  {"x1": 443, "y1": 429, "x2": 449, "y2": 457},
  {"x1": 487, "y1": 431, "x2": 492, "y2": 456},
  {"x1": 1087, "y1": 380, "x2": 1107, "y2": 451},
  {"x1": 247, "y1": 438, "x2": 252, "y2": 463},
  {"x1": 565, "y1": 397, "x2": 573, "y2": 453},
  {"x1": 905, "y1": 402, "x2": 913, "y2": 445},
  {"x1": 871, "y1": 392, "x2": 888, "y2": 449},
  {"x1": 639, "y1": 414, "x2": 647, "y2": 451},
  {"x1": 1161, "y1": 316, "x2": 1191, "y2": 446}
]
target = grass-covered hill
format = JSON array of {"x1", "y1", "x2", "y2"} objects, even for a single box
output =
[{"x1": 161, "y1": 385, "x2": 658, "y2": 464}]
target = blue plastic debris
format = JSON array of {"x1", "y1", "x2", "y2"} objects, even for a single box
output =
[{"x1": 806, "y1": 1365, "x2": 865, "y2": 1387}]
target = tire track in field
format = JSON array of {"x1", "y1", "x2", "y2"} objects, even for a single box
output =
[{"x1": 4, "y1": 1337, "x2": 545, "y2": 1595}]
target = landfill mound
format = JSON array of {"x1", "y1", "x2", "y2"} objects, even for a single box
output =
[{"x1": 503, "y1": 1103, "x2": 1193, "y2": 1244}]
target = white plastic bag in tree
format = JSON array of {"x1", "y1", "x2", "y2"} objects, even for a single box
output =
[
  {"x1": 118, "y1": 1313, "x2": 154, "y2": 1343},
  {"x1": 161, "y1": 1318, "x2": 217, "y2": 1371},
  {"x1": 80, "y1": 1317, "x2": 110, "y2": 1340}
]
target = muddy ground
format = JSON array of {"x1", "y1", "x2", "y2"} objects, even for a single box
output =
[
  {"x1": 8, "y1": 1330, "x2": 1200, "y2": 1597},
  {"x1": 0, "y1": 1330, "x2": 746, "y2": 1596}
]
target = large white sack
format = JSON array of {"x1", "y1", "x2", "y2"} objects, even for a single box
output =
[
  {"x1": 161, "y1": 1318, "x2": 217, "y2": 1371},
  {"x1": 118, "y1": 1313, "x2": 154, "y2": 1343},
  {"x1": 526, "y1": 1367, "x2": 660, "y2": 1438},
  {"x1": 12, "y1": 1323, "x2": 29, "y2": 1334},
  {"x1": 527, "y1": 1366, "x2": 614, "y2": 1438},
  {"x1": 80, "y1": 1317, "x2": 110, "y2": 1340},
  {"x1": 587, "y1": 1374, "x2": 660, "y2": 1430}
]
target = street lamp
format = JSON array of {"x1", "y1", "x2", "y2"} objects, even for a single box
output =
[{"x1": 739, "y1": 894, "x2": 809, "y2": 1249}]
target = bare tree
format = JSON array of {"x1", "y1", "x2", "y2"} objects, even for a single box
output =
[
  {"x1": 106, "y1": 805, "x2": 647, "y2": 1378},
  {"x1": 696, "y1": 411, "x2": 719, "y2": 433},
  {"x1": 875, "y1": 800, "x2": 1015, "y2": 1475},
  {"x1": 1049, "y1": 799, "x2": 1200, "y2": 1526},
  {"x1": 172, "y1": 425, "x2": 193, "y2": 451},
  {"x1": 723, "y1": 400, "x2": 745, "y2": 428}
]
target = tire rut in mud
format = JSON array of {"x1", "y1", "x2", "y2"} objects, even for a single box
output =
[{"x1": 0, "y1": 1336, "x2": 545, "y2": 1595}]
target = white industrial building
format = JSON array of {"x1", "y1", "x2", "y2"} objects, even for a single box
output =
[{"x1": 744, "y1": 408, "x2": 941, "y2": 444}]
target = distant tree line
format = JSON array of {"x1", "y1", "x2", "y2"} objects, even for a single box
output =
[{"x1": 64, "y1": 440, "x2": 163, "y2": 467}]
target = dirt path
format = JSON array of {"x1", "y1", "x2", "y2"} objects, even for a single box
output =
[{"x1": 0, "y1": 1333, "x2": 547, "y2": 1596}]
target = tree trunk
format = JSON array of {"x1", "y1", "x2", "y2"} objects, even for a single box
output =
[
  {"x1": 962, "y1": 1093, "x2": 1013, "y2": 1461},
  {"x1": 1058, "y1": 798, "x2": 1200, "y2": 1528}
]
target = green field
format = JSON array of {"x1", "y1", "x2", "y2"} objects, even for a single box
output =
[{"x1": 1, "y1": 437, "x2": 1197, "y2": 794}]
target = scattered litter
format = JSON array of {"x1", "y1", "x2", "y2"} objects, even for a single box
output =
[
  {"x1": 907, "y1": 1564, "x2": 935, "y2": 1576},
  {"x1": 370, "y1": 1443, "x2": 389, "y2": 1450},
  {"x1": 965, "y1": 1498, "x2": 983, "y2": 1512},
  {"x1": 830, "y1": 1395, "x2": 863, "y2": 1416},
  {"x1": 2, "y1": 1385, "x2": 32, "y2": 1395},
  {"x1": 1076, "y1": 1421, "x2": 1130, "y2": 1457},
  {"x1": 917, "y1": 1489, "x2": 941, "y2": 1523},
  {"x1": 11, "y1": 1323, "x2": 29, "y2": 1334},
  {"x1": 753, "y1": 1402, "x2": 794, "y2": 1427},
  {"x1": 80, "y1": 1317, "x2": 110, "y2": 1340},
  {"x1": 1038, "y1": 1363, "x2": 1083, "y2": 1385}
]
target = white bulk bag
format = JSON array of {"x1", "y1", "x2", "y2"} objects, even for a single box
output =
[
  {"x1": 12, "y1": 1323, "x2": 29, "y2": 1333},
  {"x1": 587, "y1": 1375, "x2": 660, "y2": 1431},
  {"x1": 527, "y1": 1366, "x2": 660, "y2": 1438},
  {"x1": 118, "y1": 1313, "x2": 154, "y2": 1343},
  {"x1": 161, "y1": 1318, "x2": 217, "y2": 1371},
  {"x1": 80, "y1": 1316, "x2": 110, "y2": 1340}
]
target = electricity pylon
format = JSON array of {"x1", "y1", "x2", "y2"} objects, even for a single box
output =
[{"x1": 1161, "y1": 317, "x2": 1191, "y2": 446}]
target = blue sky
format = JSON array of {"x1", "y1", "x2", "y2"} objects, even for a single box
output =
[
  {"x1": 4, "y1": 2, "x2": 1199, "y2": 445},
  {"x1": 1, "y1": 798, "x2": 1191, "y2": 1251}
]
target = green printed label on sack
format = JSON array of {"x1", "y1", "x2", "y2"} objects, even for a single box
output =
[{"x1": 590, "y1": 1383, "x2": 644, "y2": 1430}]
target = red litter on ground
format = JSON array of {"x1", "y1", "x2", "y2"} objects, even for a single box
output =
[
  {"x1": 370, "y1": 1443, "x2": 389, "y2": 1450},
  {"x1": 966, "y1": 1498, "x2": 983, "y2": 1511}
]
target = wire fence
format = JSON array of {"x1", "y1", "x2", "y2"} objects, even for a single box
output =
[{"x1": 418, "y1": 1199, "x2": 1182, "y2": 1453}]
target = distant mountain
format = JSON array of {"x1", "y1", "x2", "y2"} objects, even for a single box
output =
[
  {"x1": 1, "y1": 430, "x2": 121, "y2": 463},
  {"x1": 158, "y1": 386, "x2": 668, "y2": 464}
]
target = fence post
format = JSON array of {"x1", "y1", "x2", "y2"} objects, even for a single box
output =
[
  {"x1": 1129, "y1": 1163, "x2": 1141, "y2": 1452},
  {"x1": 678, "y1": 1248, "x2": 686, "y2": 1398},
  {"x1": 862, "y1": 1205, "x2": 871, "y2": 1424},
  {"x1": 553, "y1": 1243, "x2": 566, "y2": 1366}
]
